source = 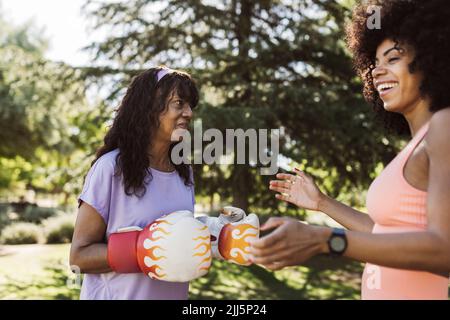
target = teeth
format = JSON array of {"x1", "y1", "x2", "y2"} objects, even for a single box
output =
[{"x1": 377, "y1": 82, "x2": 399, "y2": 92}]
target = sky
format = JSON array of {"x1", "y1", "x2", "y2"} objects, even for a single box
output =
[{"x1": 1, "y1": 0, "x2": 93, "y2": 66}]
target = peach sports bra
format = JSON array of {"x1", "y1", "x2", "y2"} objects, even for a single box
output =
[{"x1": 362, "y1": 121, "x2": 449, "y2": 300}]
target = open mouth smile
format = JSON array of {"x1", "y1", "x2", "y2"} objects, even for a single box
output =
[{"x1": 376, "y1": 82, "x2": 399, "y2": 97}]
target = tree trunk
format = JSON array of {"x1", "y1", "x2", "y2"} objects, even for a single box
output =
[{"x1": 232, "y1": 166, "x2": 250, "y2": 212}]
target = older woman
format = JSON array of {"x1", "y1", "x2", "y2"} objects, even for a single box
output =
[{"x1": 70, "y1": 67, "x2": 198, "y2": 299}]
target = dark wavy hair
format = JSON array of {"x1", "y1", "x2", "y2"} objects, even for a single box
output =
[
  {"x1": 346, "y1": 0, "x2": 450, "y2": 135},
  {"x1": 93, "y1": 67, "x2": 199, "y2": 197}
]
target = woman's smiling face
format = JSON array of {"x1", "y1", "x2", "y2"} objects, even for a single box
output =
[{"x1": 372, "y1": 39, "x2": 425, "y2": 113}]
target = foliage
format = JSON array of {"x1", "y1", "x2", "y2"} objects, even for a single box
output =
[
  {"x1": 0, "y1": 203, "x2": 13, "y2": 231},
  {"x1": 0, "y1": 222, "x2": 44, "y2": 245},
  {"x1": 0, "y1": 14, "x2": 107, "y2": 205},
  {"x1": 82, "y1": 0, "x2": 404, "y2": 214},
  {"x1": 19, "y1": 205, "x2": 60, "y2": 224},
  {"x1": 42, "y1": 213, "x2": 76, "y2": 244}
]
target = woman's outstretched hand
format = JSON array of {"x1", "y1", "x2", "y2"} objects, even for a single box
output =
[
  {"x1": 249, "y1": 217, "x2": 331, "y2": 271},
  {"x1": 269, "y1": 168, "x2": 324, "y2": 211}
]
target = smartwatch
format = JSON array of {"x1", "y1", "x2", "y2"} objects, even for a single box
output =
[{"x1": 327, "y1": 228, "x2": 347, "y2": 256}]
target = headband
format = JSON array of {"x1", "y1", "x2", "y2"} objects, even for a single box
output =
[{"x1": 156, "y1": 67, "x2": 174, "y2": 83}]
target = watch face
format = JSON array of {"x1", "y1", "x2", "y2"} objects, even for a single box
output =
[{"x1": 330, "y1": 237, "x2": 346, "y2": 252}]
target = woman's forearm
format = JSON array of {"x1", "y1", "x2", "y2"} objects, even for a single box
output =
[
  {"x1": 318, "y1": 194, "x2": 374, "y2": 233},
  {"x1": 316, "y1": 227, "x2": 450, "y2": 274},
  {"x1": 346, "y1": 231, "x2": 450, "y2": 274},
  {"x1": 70, "y1": 243, "x2": 112, "y2": 274}
]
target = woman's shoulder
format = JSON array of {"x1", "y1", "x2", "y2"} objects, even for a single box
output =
[
  {"x1": 430, "y1": 107, "x2": 450, "y2": 124},
  {"x1": 426, "y1": 108, "x2": 450, "y2": 152},
  {"x1": 91, "y1": 149, "x2": 120, "y2": 173}
]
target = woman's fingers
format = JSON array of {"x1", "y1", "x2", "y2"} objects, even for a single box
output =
[
  {"x1": 270, "y1": 180, "x2": 292, "y2": 189},
  {"x1": 275, "y1": 194, "x2": 291, "y2": 202},
  {"x1": 275, "y1": 173, "x2": 297, "y2": 183},
  {"x1": 252, "y1": 223, "x2": 285, "y2": 249},
  {"x1": 275, "y1": 169, "x2": 310, "y2": 184},
  {"x1": 269, "y1": 185, "x2": 290, "y2": 195},
  {"x1": 251, "y1": 239, "x2": 291, "y2": 260},
  {"x1": 251, "y1": 233, "x2": 286, "y2": 256},
  {"x1": 294, "y1": 168, "x2": 312, "y2": 182},
  {"x1": 260, "y1": 217, "x2": 285, "y2": 231}
]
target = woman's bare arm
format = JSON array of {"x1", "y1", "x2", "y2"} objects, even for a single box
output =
[
  {"x1": 254, "y1": 111, "x2": 450, "y2": 275},
  {"x1": 317, "y1": 194, "x2": 374, "y2": 233},
  {"x1": 69, "y1": 202, "x2": 112, "y2": 274}
]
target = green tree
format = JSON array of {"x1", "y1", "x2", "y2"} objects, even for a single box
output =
[
  {"x1": 0, "y1": 14, "x2": 104, "y2": 204},
  {"x1": 83, "y1": 0, "x2": 403, "y2": 214}
]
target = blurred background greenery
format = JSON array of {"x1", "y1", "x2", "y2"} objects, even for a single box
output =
[{"x1": 1, "y1": 0, "x2": 439, "y2": 300}]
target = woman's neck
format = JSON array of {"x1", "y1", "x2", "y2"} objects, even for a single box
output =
[
  {"x1": 403, "y1": 98, "x2": 433, "y2": 137},
  {"x1": 148, "y1": 141, "x2": 174, "y2": 171}
]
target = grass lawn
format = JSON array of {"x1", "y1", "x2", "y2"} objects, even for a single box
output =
[
  {"x1": 0, "y1": 243, "x2": 365, "y2": 300},
  {"x1": 0, "y1": 244, "x2": 78, "y2": 300}
]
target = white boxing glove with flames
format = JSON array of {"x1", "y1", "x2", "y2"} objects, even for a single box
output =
[
  {"x1": 108, "y1": 210, "x2": 212, "y2": 282},
  {"x1": 197, "y1": 206, "x2": 260, "y2": 266}
]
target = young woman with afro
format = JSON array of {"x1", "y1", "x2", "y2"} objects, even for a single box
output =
[{"x1": 250, "y1": 0, "x2": 450, "y2": 300}]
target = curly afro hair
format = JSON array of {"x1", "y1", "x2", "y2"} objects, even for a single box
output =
[{"x1": 346, "y1": 0, "x2": 450, "y2": 135}]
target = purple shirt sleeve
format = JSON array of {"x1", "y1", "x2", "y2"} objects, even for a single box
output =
[{"x1": 78, "y1": 157, "x2": 115, "y2": 224}]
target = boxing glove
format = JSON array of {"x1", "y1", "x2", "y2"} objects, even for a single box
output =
[
  {"x1": 107, "y1": 210, "x2": 212, "y2": 282},
  {"x1": 196, "y1": 206, "x2": 260, "y2": 266}
]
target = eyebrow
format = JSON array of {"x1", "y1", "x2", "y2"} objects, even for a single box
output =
[{"x1": 375, "y1": 46, "x2": 402, "y2": 62}]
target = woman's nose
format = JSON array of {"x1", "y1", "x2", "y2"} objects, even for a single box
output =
[
  {"x1": 183, "y1": 105, "x2": 193, "y2": 119},
  {"x1": 371, "y1": 65, "x2": 387, "y2": 80}
]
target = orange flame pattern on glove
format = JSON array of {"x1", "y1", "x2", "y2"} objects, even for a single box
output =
[
  {"x1": 218, "y1": 224, "x2": 259, "y2": 265},
  {"x1": 138, "y1": 219, "x2": 174, "y2": 280},
  {"x1": 146, "y1": 245, "x2": 166, "y2": 261},
  {"x1": 147, "y1": 220, "x2": 172, "y2": 240},
  {"x1": 138, "y1": 218, "x2": 212, "y2": 281},
  {"x1": 146, "y1": 264, "x2": 166, "y2": 279},
  {"x1": 194, "y1": 226, "x2": 212, "y2": 272}
]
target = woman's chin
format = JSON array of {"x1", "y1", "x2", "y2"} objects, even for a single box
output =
[{"x1": 382, "y1": 100, "x2": 402, "y2": 113}]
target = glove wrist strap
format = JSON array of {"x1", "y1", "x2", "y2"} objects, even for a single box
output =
[{"x1": 107, "y1": 229, "x2": 141, "y2": 273}]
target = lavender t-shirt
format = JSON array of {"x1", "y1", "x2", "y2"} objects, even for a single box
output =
[{"x1": 78, "y1": 149, "x2": 195, "y2": 300}]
